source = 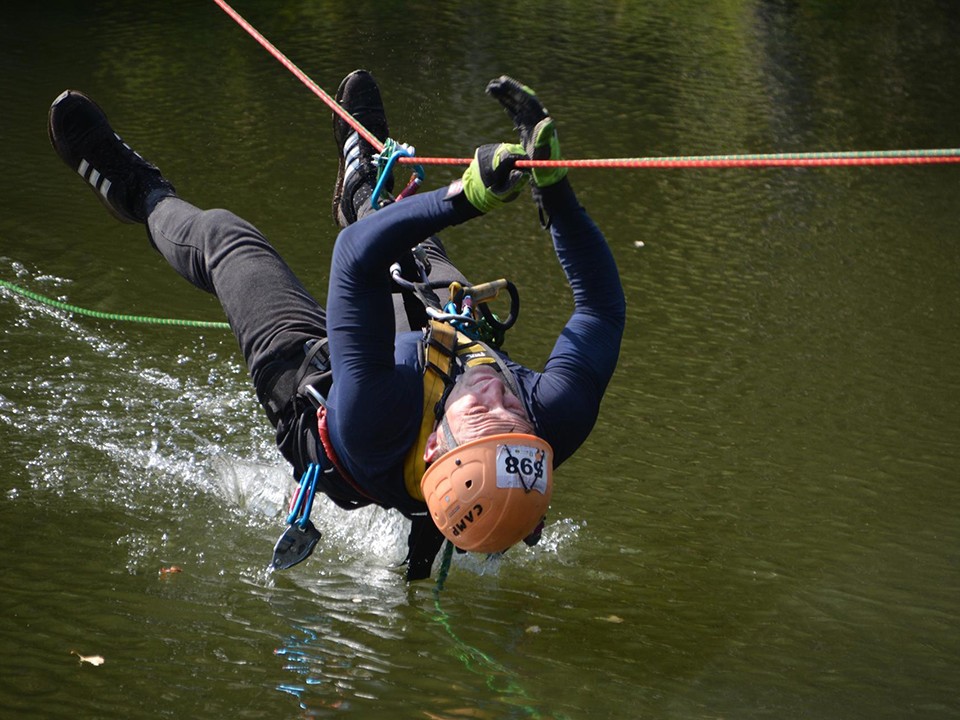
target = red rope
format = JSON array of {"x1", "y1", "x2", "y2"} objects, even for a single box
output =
[
  {"x1": 409, "y1": 154, "x2": 960, "y2": 169},
  {"x1": 211, "y1": 0, "x2": 384, "y2": 153},
  {"x1": 213, "y1": 0, "x2": 960, "y2": 171}
]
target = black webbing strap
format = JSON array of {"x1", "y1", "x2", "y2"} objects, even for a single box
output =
[{"x1": 259, "y1": 338, "x2": 332, "y2": 427}]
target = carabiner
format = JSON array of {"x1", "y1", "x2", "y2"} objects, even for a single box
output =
[{"x1": 372, "y1": 139, "x2": 425, "y2": 209}]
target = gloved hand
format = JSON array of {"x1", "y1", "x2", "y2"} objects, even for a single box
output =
[
  {"x1": 486, "y1": 76, "x2": 567, "y2": 187},
  {"x1": 460, "y1": 142, "x2": 529, "y2": 213}
]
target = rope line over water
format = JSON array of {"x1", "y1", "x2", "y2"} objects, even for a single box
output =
[
  {"x1": 407, "y1": 148, "x2": 960, "y2": 169},
  {"x1": 0, "y1": 279, "x2": 231, "y2": 330},
  {"x1": 212, "y1": 0, "x2": 960, "y2": 171},
  {"x1": 10, "y1": 4, "x2": 957, "y2": 332},
  {"x1": 211, "y1": 0, "x2": 384, "y2": 153}
]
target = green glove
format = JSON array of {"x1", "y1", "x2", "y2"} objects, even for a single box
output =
[
  {"x1": 486, "y1": 76, "x2": 566, "y2": 187},
  {"x1": 461, "y1": 142, "x2": 529, "y2": 213}
]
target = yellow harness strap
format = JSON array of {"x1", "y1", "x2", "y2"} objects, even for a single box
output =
[{"x1": 402, "y1": 320, "x2": 499, "y2": 501}]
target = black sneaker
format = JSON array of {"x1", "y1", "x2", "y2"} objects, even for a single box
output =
[
  {"x1": 48, "y1": 90, "x2": 175, "y2": 224},
  {"x1": 332, "y1": 70, "x2": 393, "y2": 227}
]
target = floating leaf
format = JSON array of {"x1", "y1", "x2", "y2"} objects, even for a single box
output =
[
  {"x1": 72, "y1": 651, "x2": 105, "y2": 666},
  {"x1": 159, "y1": 566, "x2": 182, "y2": 576}
]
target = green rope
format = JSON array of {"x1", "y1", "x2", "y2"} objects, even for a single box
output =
[
  {"x1": 429, "y1": 542, "x2": 563, "y2": 719},
  {"x1": 433, "y1": 540, "x2": 455, "y2": 593},
  {"x1": 0, "y1": 279, "x2": 231, "y2": 330}
]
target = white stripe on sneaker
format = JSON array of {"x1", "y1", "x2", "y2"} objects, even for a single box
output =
[
  {"x1": 344, "y1": 133, "x2": 361, "y2": 181},
  {"x1": 343, "y1": 132, "x2": 359, "y2": 156},
  {"x1": 78, "y1": 158, "x2": 112, "y2": 199}
]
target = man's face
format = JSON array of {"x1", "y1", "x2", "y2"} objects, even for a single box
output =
[{"x1": 441, "y1": 365, "x2": 534, "y2": 445}]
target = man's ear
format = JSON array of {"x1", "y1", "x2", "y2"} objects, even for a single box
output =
[{"x1": 424, "y1": 430, "x2": 443, "y2": 463}]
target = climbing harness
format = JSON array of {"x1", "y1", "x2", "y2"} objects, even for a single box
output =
[{"x1": 400, "y1": 313, "x2": 522, "y2": 503}]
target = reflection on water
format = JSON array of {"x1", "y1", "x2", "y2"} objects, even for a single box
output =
[{"x1": 3, "y1": 0, "x2": 960, "y2": 718}]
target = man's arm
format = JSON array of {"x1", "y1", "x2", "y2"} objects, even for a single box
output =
[
  {"x1": 324, "y1": 188, "x2": 478, "y2": 477},
  {"x1": 484, "y1": 77, "x2": 626, "y2": 465},
  {"x1": 323, "y1": 135, "x2": 535, "y2": 484},
  {"x1": 523, "y1": 179, "x2": 626, "y2": 466}
]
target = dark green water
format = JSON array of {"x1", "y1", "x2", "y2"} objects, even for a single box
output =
[{"x1": 2, "y1": 1, "x2": 959, "y2": 718}]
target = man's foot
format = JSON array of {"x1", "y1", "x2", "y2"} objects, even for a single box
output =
[
  {"x1": 332, "y1": 70, "x2": 393, "y2": 228},
  {"x1": 48, "y1": 90, "x2": 175, "y2": 224}
]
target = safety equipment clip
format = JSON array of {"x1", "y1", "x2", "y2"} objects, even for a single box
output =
[{"x1": 271, "y1": 463, "x2": 322, "y2": 570}]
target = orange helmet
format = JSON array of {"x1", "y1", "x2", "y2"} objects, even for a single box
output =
[{"x1": 420, "y1": 433, "x2": 553, "y2": 553}]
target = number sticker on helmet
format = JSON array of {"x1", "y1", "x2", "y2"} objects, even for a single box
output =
[{"x1": 496, "y1": 444, "x2": 548, "y2": 494}]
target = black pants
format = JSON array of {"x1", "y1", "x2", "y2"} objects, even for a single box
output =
[{"x1": 145, "y1": 196, "x2": 465, "y2": 476}]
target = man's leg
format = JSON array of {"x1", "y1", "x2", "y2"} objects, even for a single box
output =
[
  {"x1": 146, "y1": 198, "x2": 331, "y2": 475},
  {"x1": 145, "y1": 196, "x2": 326, "y2": 392},
  {"x1": 48, "y1": 90, "x2": 325, "y2": 449},
  {"x1": 331, "y1": 70, "x2": 470, "y2": 331}
]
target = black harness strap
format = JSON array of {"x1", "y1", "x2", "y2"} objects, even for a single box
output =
[{"x1": 259, "y1": 338, "x2": 331, "y2": 427}]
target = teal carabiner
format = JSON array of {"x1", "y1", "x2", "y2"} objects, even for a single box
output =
[{"x1": 372, "y1": 138, "x2": 425, "y2": 209}]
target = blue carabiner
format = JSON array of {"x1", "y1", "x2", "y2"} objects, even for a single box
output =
[
  {"x1": 299, "y1": 466, "x2": 319, "y2": 529},
  {"x1": 284, "y1": 474, "x2": 308, "y2": 525},
  {"x1": 372, "y1": 139, "x2": 425, "y2": 210},
  {"x1": 285, "y1": 464, "x2": 319, "y2": 528}
]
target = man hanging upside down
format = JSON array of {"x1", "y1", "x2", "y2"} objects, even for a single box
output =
[{"x1": 47, "y1": 70, "x2": 625, "y2": 580}]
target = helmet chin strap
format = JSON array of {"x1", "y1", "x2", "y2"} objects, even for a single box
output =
[{"x1": 439, "y1": 414, "x2": 460, "y2": 451}]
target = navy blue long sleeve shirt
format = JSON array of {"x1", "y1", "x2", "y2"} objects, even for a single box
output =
[{"x1": 323, "y1": 180, "x2": 625, "y2": 515}]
